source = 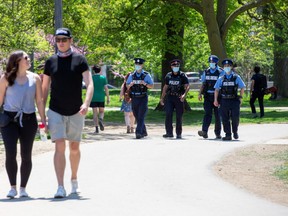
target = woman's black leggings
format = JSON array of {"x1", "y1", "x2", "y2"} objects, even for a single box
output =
[{"x1": 1, "y1": 112, "x2": 38, "y2": 188}]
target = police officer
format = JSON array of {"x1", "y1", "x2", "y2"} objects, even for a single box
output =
[
  {"x1": 160, "y1": 59, "x2": 190, "y2": 139},
  {"x1": 214, "y1": 59, "x2": 246, "y2": 140},
  {"x1": 198, "y1": 55, "x2": 224, "y2": 139},
  {"x1": 126, "y1": 58, "x2": 154, "y2": 139}
]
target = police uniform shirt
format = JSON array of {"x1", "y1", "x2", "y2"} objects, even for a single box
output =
[
  {"x1": 165, "y1": 72, "x2": 189, "y2": 85},
  {"x1": 214, "y1": 71, "x2": 246, "y2": 90},
  {"x1": 201, "y1": 66, "x2": 225, "y2": 93},
  {"x1": 126, "y1": 70, "x2": 154, "y2": 85}
]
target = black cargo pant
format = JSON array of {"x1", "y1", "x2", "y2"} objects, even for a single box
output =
[
  {"x1": 165, "y1": 95, "x2": 184, "y2": 136},
  {"x1": 219, "y1": 99, "x2": 240, "y2": 137},
  {"x1": 1, "y1": 112, "x2": 38, "y2": 187},
  {"x1": 202, "y1": 93, "x2": 221, "y2": 136}
]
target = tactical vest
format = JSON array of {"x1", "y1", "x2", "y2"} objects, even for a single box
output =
[
  {"x1": 220, "y1": 75, "x2": 238, "y2": 99},
  {"x1": 130, "y1": 71, "x2": 148, "y2": 97},
  {"x1": 166, "y1": 72, "x2": 185, "y2": 96},
  {"x1": 203, "y1": 68, "x2": 221, "y2": 93}
]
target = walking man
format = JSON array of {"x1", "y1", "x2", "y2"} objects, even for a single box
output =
[
  {"x1": 198, "y1": 55, "x2": 224, "y2": 139},
  {"x1": 214, "y1": 59, "x2": 245, "y2": 141},
  {"x1": 90, "y1": 65, "x2": 110, "y2": 133},
  {"x1": 126, "y1": 58, "x2": 154, "y2": 139},
  {"x1": 160, "y1": 59, "x2": 189, "y2": 139},
  {"x1": 42, "y1": 28, "x2": 94, "y2": 198},
  {"x1": 250, "y1": 66, "x2": 267, "y2": 118}
]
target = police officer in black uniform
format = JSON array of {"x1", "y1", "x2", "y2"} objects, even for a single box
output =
[
  {"x1": 198, "y1": 55, "x2": 224, "y2": 139},
  {"x1": 160, "y1": 59, "x2": 190, "y2": 139},
  {"x1": 126, "y1": 58, "x2": 154, "y2": 139},
  {"x1": 214, "y1": 59, "x2": 246, "y2": 141}
]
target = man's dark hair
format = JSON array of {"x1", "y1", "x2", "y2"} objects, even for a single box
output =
[
  {"x1": 254, "y1": 66, "x2": 260, "y2": 73},
  {"x1": 92, "y1": 65, "x2": 101, "y2": 74}
]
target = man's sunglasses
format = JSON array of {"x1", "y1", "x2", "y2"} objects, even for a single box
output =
[
  {"x1": 55, "y1": 38, "x2": 70, "y2": 43},
  {"x1": 171, "y1": 64, "x2": 180, "y2": 67}
]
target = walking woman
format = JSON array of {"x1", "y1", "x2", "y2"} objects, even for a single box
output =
[
  {"x1": 120, "y1": 73, "x2": 135, "y2": 133},
  {"x1": 0, "y1": 50, "x2": 46, "y2": 198}
]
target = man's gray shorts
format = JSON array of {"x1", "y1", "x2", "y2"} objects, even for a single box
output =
[{"x1": 47, "y1": 109, "x2": 84, "y2": 142}]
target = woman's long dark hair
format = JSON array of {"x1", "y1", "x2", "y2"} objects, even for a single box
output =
[
  {"x1": 5, "y1": 50, "x2": 24, "y2": 86},
  {"x1": 123, "y1": 73, "x2": 130, "y2": 93}
]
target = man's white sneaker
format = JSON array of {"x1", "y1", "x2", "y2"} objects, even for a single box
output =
[
  {"x1": 71, "y1": 179, "x2": 80, "y2": 194},
  {"x1": 19, "y1": 188, "x2": 29, "y2": 197},
  {"x1": 54, "y1": 186, "x2": 66, "y2": 198},
  {"x1": 7, "y1": 188, "x2": 17, "y2": 199}
]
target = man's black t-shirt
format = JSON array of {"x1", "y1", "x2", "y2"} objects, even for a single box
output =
[
  {"x1": 44, "y1": 53, "x2": 89, "y2": 115},
  {"x1": 251, "y1": 73, "x2": 267, "y2": 94}
]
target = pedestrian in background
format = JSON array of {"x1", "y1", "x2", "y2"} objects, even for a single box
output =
[
  {"x1": 198, "y1": 55, "x2": 224, "y2": 139},
  {"x1": 90, "y1": 65, "x2": 110, "y2": 133},
  {"x1": 250, "y1": 65, "x2": 267, "y2": 118},
  {"x1": 126, "y1": 58, "x2": 154, "y2": 139},
  {"x1": 0, "y1": 50, "x2": 46, "y2": 198},
  {"x1": 160, "y1": 59, "x2": 189, "y2": 139},
  {"x1": 42, "y1": 28, "x2": 94, "y2": 198},
  {"x1": 214, "y1": 59, "x2": 245, "y2": 141},
  {"x1": 120, "y1": 73, "x2": 135, "y2": 133}
]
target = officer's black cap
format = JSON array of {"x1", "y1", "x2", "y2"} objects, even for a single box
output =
[
  {"x1": 55, "y1": 27, "x2": 72, "y2": 38},
  {"x1": 134, "y1": 58, "x2": 145, "y2": 64},
  {"x1": 170, "y1": 59, "x2": 181, "y2": 66},
  {"x1": 208, "y1": 55, "x2": 219, "y2": 63},
  {"x1": 221, "y1": 59, "x2": 233, "y2": 66}
]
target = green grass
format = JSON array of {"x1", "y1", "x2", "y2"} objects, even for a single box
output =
[
  {"x1": 274, "y1": 163, "x2": 288, "y2": 183},
  {"x1": 89, "y1": 89, "x2": 288, "y2": 125},
  {"x1": 273, "y1": 150, "x2": 288, "y2": 183}
]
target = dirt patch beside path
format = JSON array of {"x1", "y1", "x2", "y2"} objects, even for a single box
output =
[{"x1": 214, "y1": 144, "x2": 288, "y2": 206}]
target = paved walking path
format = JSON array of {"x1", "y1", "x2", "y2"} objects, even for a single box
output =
[{"x1": 0, "y1": 124, "x2": 287, "y2": 216}]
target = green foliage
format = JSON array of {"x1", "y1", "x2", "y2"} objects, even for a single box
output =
[{"x1": 0, "y1": 0, "x2": 287, "y2": 92}]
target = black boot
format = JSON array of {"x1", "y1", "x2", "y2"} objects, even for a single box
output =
[{"x1": 198, "y1": 130, "x2": 208, "y2": 139}]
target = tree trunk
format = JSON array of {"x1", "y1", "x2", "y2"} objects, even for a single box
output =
[
  {"x1": 202, "y1": 0, "x2": 227, "y2": 60},
  {"x1": 155, "y1": 17, "x2": 191, "y2": 111},
  {"x1": 273, "y1": 21, "x2": 288, "y2": 98}
]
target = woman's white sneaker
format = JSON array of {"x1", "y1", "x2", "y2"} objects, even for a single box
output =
[
  {"x1": 19, "y1": 188, "x2": 29, "y2": 197},
  {"x1": 7, "y1": 188, "x2": 18, "y2": 199}
]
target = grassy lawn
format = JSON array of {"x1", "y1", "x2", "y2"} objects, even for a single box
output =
[{"x1": 87, "y1": 89, "x2": 288, "y2": 126}]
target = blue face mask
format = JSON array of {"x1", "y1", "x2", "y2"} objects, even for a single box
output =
[
  {"x1": 135, "y1": 65, "x2": 141, "y2": 71},
  {"x1": 224, "y1": 67, "x2": 231, "y2": 74},
  {"x1": 209, "y1": 63, "x2": 216, "y2": 69},
  {"x1": 172, "y1": 67, "x2": 180, "y2": 72}
]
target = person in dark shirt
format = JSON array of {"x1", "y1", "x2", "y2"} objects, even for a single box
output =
[
  {"x1": 42, "y1": 28, "x2": 94, "y2": 198},
  {"x1": 160, "y1": 59, "x2": 190, "y2": 139},
  {"x1": 250, "y1": 66, "x2": 266, "y2": 118}
]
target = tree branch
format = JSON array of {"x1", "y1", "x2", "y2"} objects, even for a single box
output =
[
  {"x1": 246, "y1": 9, "x2": 264, "y2": 21},
  {"x1": 166, "y1": 0, "x2": 203, "y2": 14},
  {"x1": 221, "y1": 0, "x2": 275, "y2": 40}
]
